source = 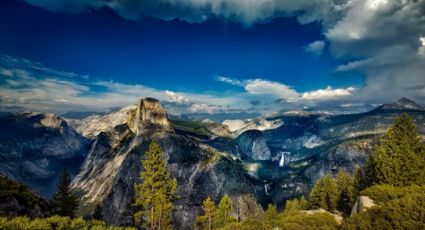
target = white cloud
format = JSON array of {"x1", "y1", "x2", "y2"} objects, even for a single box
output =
[
  {"x1": 188, "y1": 103, "x2": 224, "y2": 114},
  {"x1": 21, "y1": 0, "x2": 425, "y2": 105},
  {"x1": 165, "y1": 90, "x2": 189, "y2": 104},
  {"x1": 244, "y1": 79, "x2": 299, "y2": 102},
  {"x1": 218, "y1": 76, "x2": 358, "y2": 103},
  {"x1": 301, "y1": 86, "x2": 355, "y2": 101},
  {"x1": 217, "y1": 76, "x2": 244, "y2": 86},
  {"x1": 304, "y1": 40, "x2": 325, "y2": 56},
  {"x1": 0, "y1": 56, "x2": 247, "y2": 115},
  {"x1": 419, "y1": 37, "x2": 425, "y2": 56}
]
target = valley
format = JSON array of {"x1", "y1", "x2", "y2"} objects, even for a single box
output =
[{"x1": 1, "y1": 97, "x2": 424, "y2": 229}]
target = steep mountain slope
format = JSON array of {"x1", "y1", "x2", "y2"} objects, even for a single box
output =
[
  {"x1": 71, "y1": 98, "x2": 263, "y2": 229},
  {"x1": 0, "y1": 175, "x2": 51, "y2": 217},
  {"x1": 208, "y1": 98, "x2": 425, "y2": 206},
  {"x1": 0, "y1": 112, "x2": 89, "y2": 197}
]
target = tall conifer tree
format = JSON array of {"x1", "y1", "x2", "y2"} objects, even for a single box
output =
[
  {"x1": 309, "y1": 174, "x2": 338, "y2": 212},
  {"x1": 215, "y1": 194, "x2": 235, "y2": 227},
  {"x1": 51, "y1": 169, "x2": 79, "y2": 217},
  {"x1": 364, "y1": 113, "x2": 425, "y2": 187},
  {"x1": 134, "y1": 141, "x2": 177, "y2": 230},
  {"x1": 196, "y1": 196, "x2": 216, "y2": 230}
]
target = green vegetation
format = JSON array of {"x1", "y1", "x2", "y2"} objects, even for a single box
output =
[
  {"x1": 364, "y1": 113, "x2": 425, "y2": 187},
  {"x1": 51, "y1": 169, "x2": 79, "y2": 218},
  {"x1": 93, "y1": 204, "x2": 103, "y2": 220},
  {"x1": 217, "y1": 211, "x2": 339, "y2": 230},
  {"x1": 0, "y1": 175, "x2": 41, "y2": 208},
  {"x1": 196, "y1": 196, "x2": 216, "y2": 230},
  {"x1": 283, "y1": 196, "x2": 308, "y2": 214},
  {"x1": 342, "y1": 193, "x2": 425, "y2": 229},
  {"x1": 335, "y1": 169, "x2": 355, "y2": 216},
  {"x1": 342, "y1": 113, "x2": 425, "y2": 228},
  {"x1": 264, "y1": 203, "x2": 277, "y2": 225},
  {"x1": 195, "y1": 194, "x2": 236, "y2": 230},
  {"x1": 360, "y1": 184, "x2": 425, "y2": 204},
  {"x1": 2, "y1": 114, "x2": 425, "y2": 229},
  {"x1": 215, "y1": 195, "x2": 236, "y2": 228},
  {"x1": 309, "y1": 174, "x2": 338, "y2": 212},
  {"x1": 134, "y1": 141, "x2": 177, "y2": 230},
  {"x1": 171, "y1": 119, "x2": 214, "y2": 137},
  {"x1": 0, "y1": 216, "x2": 135, "y2": 230}
]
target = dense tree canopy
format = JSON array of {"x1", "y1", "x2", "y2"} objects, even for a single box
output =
[
  {"x1": 364, "y1": 113, "x2": 425, "y2": 186},
  {"x1": 309, "y1": 175, "x2": 338, "y2": 212}
]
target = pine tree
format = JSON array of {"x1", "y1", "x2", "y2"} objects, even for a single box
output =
[
  {"x1": 364, "y1": 113, "x2": 425, "y2": 187},
  {"x1": 353, "y1": 167, "x2": 366, "y2": 194},
  {"x1": 51, "y1": 169, "x2": 79, "y2": 217},
  {"x1": 93, "y1": 204, "x2": 103, "y2": 220},
  {"x1": 335, "y1": 169, "x2": 355, "y2": 215},
  {"x1": 283, "y1": 198, "x2": 300, "y2": 214},
  {"x1": 265, "y1": 203, "x2": 277, "y2": 223},
  {"x1": 195, "y1": 196, "x2": 216, "y2": 230},
  {"x1": 134, "y1": 141, "x2": 177, "y2": 230},
  {"x1": 299, "y1": 196, "x2": 308, "y2": 210},
  {"x1": 309, "y1": 174, "x2": 338, "y2": 212},
  {"x1": 215, "y1": 194, "x2": 236, "y2": 228}
]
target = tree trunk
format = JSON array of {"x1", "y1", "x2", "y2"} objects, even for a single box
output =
[
  {"x1": 208, "y1": 213, "x2": 212, "y2": 230},
  {"x1": 151, "y1": 206, "x2": 155, "y2": 230},
  {"x1": 158, "y1": 208, "x2": 162, "y2": 230}
]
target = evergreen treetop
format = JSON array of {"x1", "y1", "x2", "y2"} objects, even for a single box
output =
[
  {"x1": 51, "y1": 169, "x2": 79, "y2": 218},
  {"x1": 364, "y1": 113, "x2": 425, "y2": 187}
]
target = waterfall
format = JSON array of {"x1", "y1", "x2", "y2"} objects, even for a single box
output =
[{"x1": 279, "y1": 152, "x2": 285, "y2": 167}]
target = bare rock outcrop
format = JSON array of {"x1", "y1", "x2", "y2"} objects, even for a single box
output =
[
  {"x1": 72, "y1": 98, "x2": 262, "y2": 229},
  {"x1": 301, "y1": 209, "x2": 343, "y2": 224},
  {"x1": 350, "y1": 196, "x2": 376, "y2": 217},
  {"x1": 127, "y1": 97, "x2": 171, "y2": 134}
]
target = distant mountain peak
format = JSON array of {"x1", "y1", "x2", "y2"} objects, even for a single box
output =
[
  {"x1": 375, "y1": 97, "x2": 423, "y2": 111},
  {"x1": 127, "y1": 97, "x2": 172, "y2": 134}
]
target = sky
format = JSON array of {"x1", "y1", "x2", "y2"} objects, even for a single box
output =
[{"x1": 0, "y1": 0, "x2": 424, "y2": 117}]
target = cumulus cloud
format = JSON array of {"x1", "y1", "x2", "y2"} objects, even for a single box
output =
[
  {"x1": 23, "y1": 0, "x2": 425, "y2": 103},
  {"x1": 188, "y1": 103, "x2": 224, "y2": 114},
  {"x1": 216, "y1": 76, "x2": 244, "y2": 86},
  {"x1": 0, "y1": 56, "x2": 242, "y2": 115},
  {"x1": 301, "y1": 86, "x2": 355, "y2": 101},
  {"x1": 165, "y1": 90, "x2": 189, "y2": 104},
  {"x1": 304, "y1": 40, "x2": 325, "y2": 56},
  {"x1": 244, "y1": 79, "x2": 299, "y2": 102},
  {"x1": 218, "y1": 76, "x2": 357, "y2": 104}
]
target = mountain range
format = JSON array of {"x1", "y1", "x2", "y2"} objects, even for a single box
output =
[{"x1": 0, "y1": 97, "x2": 424, "y2": 229}]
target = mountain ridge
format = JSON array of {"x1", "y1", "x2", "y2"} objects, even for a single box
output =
[{"x1": 1, "y1": 97, "x2": 425, "y2": 229}]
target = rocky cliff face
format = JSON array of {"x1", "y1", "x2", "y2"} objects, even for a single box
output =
[
  {"x1": 236, "y1": 130, "x2": 271, "y2": 160},
  {"x1": 71, "y1": 98, "x2": 263, "y2": 229},
  {"x1": 127, "y1": 97, "x2": 171, "y2": 134},
  {"x1": 210, "y1": 98, "x2": 425, "y2": 207},
  {"x1": 0, "y1": 112, "x2": 88, "y2": 197}
]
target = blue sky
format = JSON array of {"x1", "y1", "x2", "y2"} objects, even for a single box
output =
[{"x1": 0, "y1": 0, "x2": 424, "y2": 116}]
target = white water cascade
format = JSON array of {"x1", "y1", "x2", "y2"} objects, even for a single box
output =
[{"x1": 279, "y1": 152, "x2": 285, "y2": 167}]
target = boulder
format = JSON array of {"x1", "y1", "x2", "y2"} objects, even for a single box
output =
[
  {"x1": 301, "y1": 208, "x2": 343, "y2": 225},
  {"x1": 350, "y1": 196, "x2": 376, "y2": 217}
]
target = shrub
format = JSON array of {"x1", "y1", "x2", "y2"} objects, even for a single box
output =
[
  {"x1": 0, "y1": 216, "x2": 136, "y2": 230},
  {"x1": 278, "y1": 211, "x2": 339, "y2": 230},
  {"x1": 342, "y1": 194, "x2": 425, "y2": 229},
  {"x1": 360, "y1": 184, "x2": 425, "y2": 204}
]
